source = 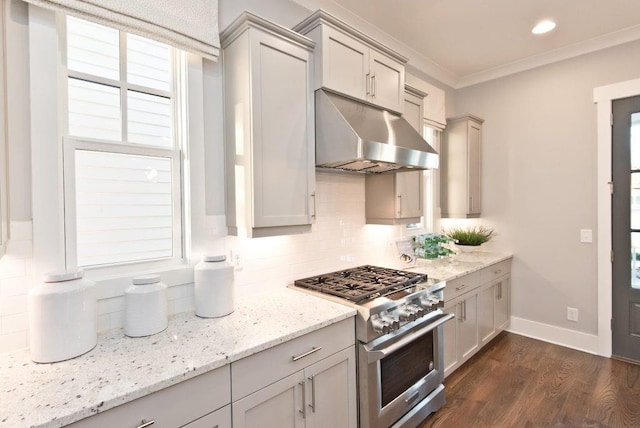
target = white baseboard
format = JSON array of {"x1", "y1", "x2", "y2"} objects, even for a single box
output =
[{"x1": 507, "y1": 316, "x2": 600, "y2": 356}]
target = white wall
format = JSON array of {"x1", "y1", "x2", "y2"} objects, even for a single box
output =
[{"x1": 452, "y1": 39, "x2": 640, "y2": 337}]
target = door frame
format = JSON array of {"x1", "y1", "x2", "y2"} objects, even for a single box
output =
[{"x1": 594, "y1": 77, "x2": 640, "y2": 358}]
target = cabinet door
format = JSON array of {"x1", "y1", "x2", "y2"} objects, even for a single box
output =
[
  {"x1": 321, "y1": 26, "x2": 369, "y2": 102},
  {"x1": 232, "y1": 371, "x2": 305, "y2": 428},
  {"x1": 250, "y1": 31, "x2": 315, "y2": 229},
  {"x1": 459, "y1": 293, "x2": 479, "y2": 361},
  {"x1": 369, "y1": 49, "x2": 404, "y2": 113},
  {"x1": 443, "y1": 302, "x2": 459, "y2": 377},
  {"x1": 478, "y1": 284, "x2": 496, "y2": 346},
  {"x1": 495, "y1": 276, "x2": 510, "y2": 331},
  {"x1": 184, "y1": 405, "x2": 231, "y2": 428},
  {"x1": 396, "y1": 171, "x2": 423, "y2": 219},
  {"x1": 467, "y1": 120, "x2": 482, "y2": 216},
  {"x1": 304, "y1": 347, "x2": 357, "y2": 428}
]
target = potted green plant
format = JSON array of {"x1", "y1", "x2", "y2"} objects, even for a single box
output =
[{"x1": 444, "y1": 225, "x2": 494, "y2": 252}]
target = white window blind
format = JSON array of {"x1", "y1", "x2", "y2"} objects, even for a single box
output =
[
  {"x1": 64, "y1": 17, "x2": 183, "y2": 268},
  {"x1": 74, "y1": 150, "x2": 174, "y2": 267},
  {"x1": 24, "y1": 0, "x2": 219, "y2": 61}
]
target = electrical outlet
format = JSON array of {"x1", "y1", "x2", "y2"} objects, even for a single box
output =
[
  {"x1": 567, "y1": 307, "x2": 579, "y2": 322},
  {"x1": 580, "y1": 229, "x2": 593, "y2": 243},
  {"x1": 230, "y1": 250, "x2": 243, "y2": 271}
]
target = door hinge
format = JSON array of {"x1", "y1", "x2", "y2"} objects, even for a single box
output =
[
  {"x1": 611, "y1": 113, "x2": 614, "y2": 126},
  {"x1": 608, "y1": 181, "x2": 614, "y2": 194},
  {"x1": 611, "y1": 250, "x2": 615, "y2": 263}
]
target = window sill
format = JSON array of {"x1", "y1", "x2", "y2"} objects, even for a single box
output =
[{"x1": 88, "y1": 263, "x2": 195, "y2": 300}]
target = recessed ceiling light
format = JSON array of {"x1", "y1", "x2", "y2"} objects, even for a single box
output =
[{"x1": 532, "y1": 20, "x2": 556, "y2": 35}]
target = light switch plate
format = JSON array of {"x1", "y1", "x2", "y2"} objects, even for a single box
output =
[{"x1": 580, "y1": 229, "x2": 593, "y2": 243}]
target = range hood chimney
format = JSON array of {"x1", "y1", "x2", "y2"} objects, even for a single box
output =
[{"x1": 315, "y1": 89, "x2": 439, "y2": 173}]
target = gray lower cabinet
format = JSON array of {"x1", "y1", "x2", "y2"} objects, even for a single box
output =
[
  {"x1": 443, "y1": 258, "x2": 512, "y2": 377},
  {"x1": 232, "y1": 347, "x2": 356, "y2": 428},
  {"x1": 68, "y1": 366, "x2": 231, "y2": 428},
  {"x1": 67, "y1": 319, "x2": 357, "y2": 428},
  {"x1": 221, "y1": 13, "x2": 316, "y2": 238},
  {"x1": 231, "y1": 318, "x2": 357, "y2": 428}
]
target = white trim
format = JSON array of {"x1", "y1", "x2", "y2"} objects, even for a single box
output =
[
  {"x1": 29, "y1": 5, "x2": 66, "y2": 276},
  {"x1": 594, "y1": 77, "x2": 640, "y2": 358},
  {"x1": 507, "y1": 316, "x2": 599, "y2": 355}
]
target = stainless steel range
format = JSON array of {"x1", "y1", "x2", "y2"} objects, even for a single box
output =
[{"x1": 293, "y1": 265, "x2": 454, "y2": 428}]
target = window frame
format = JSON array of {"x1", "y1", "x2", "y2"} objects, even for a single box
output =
[
  {"x1": 26, "y1": 5, "x2": 210, "y2": 300},
  {"x1": 60, "y1": 16, "x2": 187, "y2": 271}
]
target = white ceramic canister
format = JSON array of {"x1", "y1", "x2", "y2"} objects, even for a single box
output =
[
  {"x1": 194, "y1": 255, "x2": 234, "y2": 318},
  {"x1": 124, "y1": 274, "x2": 168, "y2": 337},
  {"x1": 28, "y1": 270, "x2": 97, "y2": 363}
]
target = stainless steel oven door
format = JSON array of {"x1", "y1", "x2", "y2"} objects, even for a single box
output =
[{"x1": 358, "y1": 312, "x2": 454, "y2": 428}]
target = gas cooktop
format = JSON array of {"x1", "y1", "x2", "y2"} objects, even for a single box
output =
[{"x1": 293, "y1": 265, "x2": 428, "y2": 304}]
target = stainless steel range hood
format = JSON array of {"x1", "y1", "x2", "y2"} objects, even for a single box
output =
[{"x1": 315, "y1": 89, "x2": 439, "y2": 173}]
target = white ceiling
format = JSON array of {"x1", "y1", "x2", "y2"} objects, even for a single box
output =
[{"x1": 331, "y1": 0, "x2": 640, "y2": 88}]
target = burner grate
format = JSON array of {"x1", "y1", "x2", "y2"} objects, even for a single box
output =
[{"x1": 294, "y1": 265, "x2": 427, "y2": 303}]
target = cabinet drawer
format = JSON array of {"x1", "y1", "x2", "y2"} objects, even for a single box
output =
[
  {"x1": 184, "y1": 404, "x2": 231, "y2": 428},
  {"x1": 232, "y1": 317, "x2": 355, "y2": 401},
  {"x1": 68, "y1": 365, "x2": 230, "y2": 428},
  {"x1": 444, "y1": 270, "x2": 481, "y2": 302},
  {"x1": 480, "y1": 259, "x2": 512, "y2": 284}
]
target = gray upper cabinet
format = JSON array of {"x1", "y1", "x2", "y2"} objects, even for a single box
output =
[
  {"x1": 365, "y1": 85, "x2": 426, "y2": 224},
  {"x1": 222, "y1": 13, "x2": 316, "y2": 238},
  {"x1": 441, "y1": 115, "x2": 484, "y2": 218},
  {"x1": 294, "y1": 10, "x2": 406, "y2": 114}
]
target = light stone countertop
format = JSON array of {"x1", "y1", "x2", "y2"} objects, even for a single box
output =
[
  {"x1": 0, "y1": 287, "x2": 356, "y2": 428},
  {"x1": 408, "y1": 251, "x2": 513, "y2": 281},
  {"x1": 0, "y1": 251, "x2": 511, "y2": 428}
]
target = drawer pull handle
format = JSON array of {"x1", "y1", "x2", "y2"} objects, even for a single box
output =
[
  {"x1": 292, "y1": 346, "x2": 322, "y2": 361},
  {"x1": 455, "y1": 284, "x2": 466, "y2": 291},
  {"x1": 494, "y1": 269, "x2": 502, "y2": 275},
  {"x1": 136, "y1": 420, "x2": 155, "y2": 428},
  {"x1": 308, "y1": 375, "x2": 316, "y2": 412},
  {"x1": 299, "y1": 380, "x2": 306, "y2": 419},
  {"x1": 405, "y1": 391, "x2": 420, "y2": 404}
]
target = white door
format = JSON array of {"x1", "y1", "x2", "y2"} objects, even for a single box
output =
[
  {"x1": 467, "y1": 120, "x2": 482, "y2": 216},
  {"x1": 443, "y1": 302, "x2": 459, "y2": 376},
  {"x1": 304, "y1": 347, "x2": 357, "y2": 428},
  {"x1": 458, "y1": 293, "x2": 479, "y2": 360},
  {"x1": 395, "y1": 171, "x2": 423, "y2": 219},
  {"x1": 368, "y1": 49, "x2": 404, "y2": 113},
  {"x1": 494, "y1": 277, "x2": 510, "y2": 331},
  {"x1": 478, "y1": 284, "x2": 496, "y2": 345},
  {"x1": 250, "y1": 31, "x2": 315, "y2": 228},
  {"x1": 232, "y1": 371, "x2": 305, "y2": 428},
  {"x1": 322, "y1": 27, "x2": 369, "y2": 102}
]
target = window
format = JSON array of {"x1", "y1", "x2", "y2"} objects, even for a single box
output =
[{"x1": 63, "y1": 16, "x2": 184, "y2": 268}]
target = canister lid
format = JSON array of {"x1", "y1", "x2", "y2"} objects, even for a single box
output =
[
  {"x1": 203, "y1": 255, "x2": 226, "y2": 262},
  {"x1": 132, "y1": 274, "x2": 161, "y2": 285},
  {"x1": 43, "y1": 270, "x2": 84, "y2": 283}
]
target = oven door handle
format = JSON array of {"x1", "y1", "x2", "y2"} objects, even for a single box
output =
[{"x1": 366, "y1": 313, "x2": 455, "y2": 364}]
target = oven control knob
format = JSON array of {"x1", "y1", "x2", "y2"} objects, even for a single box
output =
[
  {"x1": 398, "y1": 306, "x2": 415, "y2": 321},
  {"x1": 381, "y1": 315, "x2": 400, "y2": 331},
  {"x1": 371, "y1": 317, "x2": 390, "y2": 334}
]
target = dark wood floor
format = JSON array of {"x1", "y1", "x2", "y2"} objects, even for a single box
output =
[{"x1": 419, "y1": 332, "x2": 640, "y2": 428}]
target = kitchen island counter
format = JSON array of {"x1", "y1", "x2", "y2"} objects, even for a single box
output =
[{"x1": 0, "y1": 287, "x2": 356, "y2": 427}]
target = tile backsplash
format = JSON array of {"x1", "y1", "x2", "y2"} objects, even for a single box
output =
[{"x1": 0, "y1": 171, "x2": 408, "y2": 354}]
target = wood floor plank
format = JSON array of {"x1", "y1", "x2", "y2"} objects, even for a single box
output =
[{"x1": 419, "y1": 332, "x2": 640, "y2": 428}]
